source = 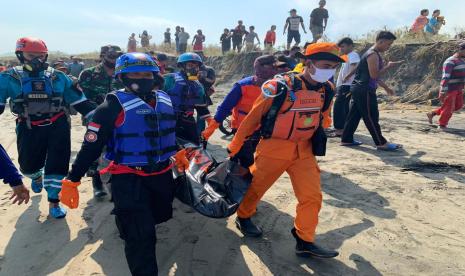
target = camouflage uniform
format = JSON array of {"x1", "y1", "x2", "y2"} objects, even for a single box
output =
[
  {"x1": 78, "y1": 45, "x2": 124, "y2": 198},
  {"x1": 78, "y1": 45, "x2": 124, "y2": 104},
  {"x1": 79, "y1": 63, "x2": 124, "y2": 104}
]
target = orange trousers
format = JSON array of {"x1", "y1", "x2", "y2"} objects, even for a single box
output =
[{"x1": 237, "y1": 149, "x2": 322, "y2": 242}]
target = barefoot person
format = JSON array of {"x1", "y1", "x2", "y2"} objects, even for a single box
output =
[
  {"x1": 427, "y1": 41, "x2": 465, "y2": 129},
  {"x1": 341, "y1": 31, "x2": 403, "y2": 151}
]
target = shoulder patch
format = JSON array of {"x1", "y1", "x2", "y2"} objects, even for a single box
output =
[{"x1": 84, "y1": 130, "x2": 98, "y2": 143}]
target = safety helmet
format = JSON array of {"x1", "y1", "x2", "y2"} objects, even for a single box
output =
[
  {"x1": 15, "y1": 37, "x2": 48, "y2": 53},
  {"x1": 177, "y1": 52, "x2": 203, "y2": 67},
  {"x1": 114, "y1": 52, "x2": 160, "y2": 79}
]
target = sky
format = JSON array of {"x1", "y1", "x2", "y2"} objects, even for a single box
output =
[{"x1": 0, "y1": 0, "x2": 463, "y2": 55}]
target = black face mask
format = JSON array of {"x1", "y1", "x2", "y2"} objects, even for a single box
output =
[
  {"x1": 103, "y1": 58, "x2": 116, "y2": 69},
  {"x1": 122, "y1": 76, "x2": 155, "y2": 95},
  {"x1": 24, "y1": 57, "x2": 48, "y2": 73}
]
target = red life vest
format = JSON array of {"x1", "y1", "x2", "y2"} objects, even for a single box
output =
[
  {"x1": 270, "y1": 75, "x2": 324, "y2": 142},
  {"x1": 231, "y1": 77, "x2": 261, "y2": 129}
]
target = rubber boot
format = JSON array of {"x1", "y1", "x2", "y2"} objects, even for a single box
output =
[
  {"x1": 291, "y1": 228, "x2": 339, "y2": 258},
  {"x1": 235, "y1": 217, "x2": 263, "y2": 237},
  {"x1": 92, "y1": 174, "x2": 107, "y2": 199}
]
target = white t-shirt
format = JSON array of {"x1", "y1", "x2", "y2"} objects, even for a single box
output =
[{"x1": 336, "y1": 51, "x2": 360, "y2": 87}]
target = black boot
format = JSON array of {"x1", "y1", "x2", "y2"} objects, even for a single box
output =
[
  {"x1": 92, "y1": 174, "x2": 107, "y2": 199},
  {"x1": 291, "y1": 228, "x2": 339, "y2": 258},
  {"x1": 235, "y1": 217, "x2": 263, "y2": 237}
]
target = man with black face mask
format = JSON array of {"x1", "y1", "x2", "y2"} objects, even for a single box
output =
[
  {"x1": 61, "y1": 53, "x2": 189, "y2": 275},
  {"x1": 0, "y1": 37, "x2": 96, "y2": 219},
  {"x1": 163, "y1": 52, "x2": 211, "y2": 144},
  {"x1": 78, "y1": 45, "x2": 124, "y2": 198}
]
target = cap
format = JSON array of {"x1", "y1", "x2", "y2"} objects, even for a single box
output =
[
  {"x1": 255, "y1": 54, "x2": 287, "y2": 67},
  {"x1": 295, "y1": 42, "x2": 347, "y2": 62},
  {"x1": 100, "y1": 45, "x2": 123, "y2": 57}
]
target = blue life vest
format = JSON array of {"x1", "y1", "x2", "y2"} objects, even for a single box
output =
[
  {"x1": 165, "y1": 72, "x2": 206, "y2": 114},
  {"x1": 105, "y1": 90, "x2": 178, "y2": 166},
  {"x1": 10, "y1": 66, "x2": 65, "y2": 116}
]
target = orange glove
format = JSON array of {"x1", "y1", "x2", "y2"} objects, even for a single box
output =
[
  {"x1": 174, "y1": 149, "x2": 190, "y2": 172},
  {"x1": 201, "y1": 117, "x2": 220, "y2": 140},
  {"x1": 59, "y1": 179, "x2": 80, "y2": 209},
  {"x1": 227, "y1": 140, "x2": 243, "y2": 158}
]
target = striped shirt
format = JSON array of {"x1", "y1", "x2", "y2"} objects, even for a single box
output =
[
  {"x1": 440, "y1": 55, "x2": 465, "y2": 93},
  {"x1": 286, "y1": 16, "x2": 303, "y2": 32}
]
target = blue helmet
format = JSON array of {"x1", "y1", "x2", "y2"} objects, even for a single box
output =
[
  {"x1": 114, "y1": 52, "x2": 160, "y2": 79},
  {"x1": 177, "y1": 52, "x2": 203, "y2": 66}
]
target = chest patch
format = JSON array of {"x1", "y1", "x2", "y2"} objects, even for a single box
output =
[{"x1": 136, "y1": 109, "x2": 152, "y2": 115}]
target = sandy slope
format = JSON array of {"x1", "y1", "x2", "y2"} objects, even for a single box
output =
[{"x1": 0, "y1": 98, "x2": 464, "y2": 275}]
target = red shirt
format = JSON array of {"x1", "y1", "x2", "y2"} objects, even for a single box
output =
[{"x1": 264, "y1": 31, "x2": 276, "y2": 44}]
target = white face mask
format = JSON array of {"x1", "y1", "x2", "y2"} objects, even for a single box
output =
[{"x1": 309, "y1": 62, "x2": 336, "y2": 83}]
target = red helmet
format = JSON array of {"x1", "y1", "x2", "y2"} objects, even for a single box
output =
[{"x1": 15, "y1": 37, "x2": 48, "y2": 53}]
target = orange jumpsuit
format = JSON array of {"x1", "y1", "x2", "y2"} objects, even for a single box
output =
[{"x1": 230, "y1": 75, "x2": 324, "y2": 242}]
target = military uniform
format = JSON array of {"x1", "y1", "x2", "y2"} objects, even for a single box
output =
[
  {"x1": 79, "y1": 63, "x2": 124, "y2": 104},
  {"x1": 78, "y1": 45, "x2": 124, "y2": 198}
]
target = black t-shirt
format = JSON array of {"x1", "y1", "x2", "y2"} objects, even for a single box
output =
[
  {"x1": 220, "y1": 34, "x2": 232, "y2": 45},
  {"x1": 310, "y1": 8, "x2": 329, "y2": 27}
]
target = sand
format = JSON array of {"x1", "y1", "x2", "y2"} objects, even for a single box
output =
[{"x1": 1, "y1": 98, "x2": 464, "y2": 275}]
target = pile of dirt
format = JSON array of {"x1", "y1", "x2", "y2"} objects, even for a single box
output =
[{"x1": 204, "y1": 41, "x2": 462, "y2": 105}]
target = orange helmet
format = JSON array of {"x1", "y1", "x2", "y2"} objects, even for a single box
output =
[{"x1": 15, "y1": 37, "x2": 48, "y2": 53}]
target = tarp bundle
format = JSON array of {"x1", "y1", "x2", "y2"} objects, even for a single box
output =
[{"x1": 173, "y1": 143, "x2": 251, "y2": 218}]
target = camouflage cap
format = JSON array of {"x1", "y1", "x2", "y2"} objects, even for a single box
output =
[{"x1": 100, "y1": 45, "x2": 123, "y2": 57}]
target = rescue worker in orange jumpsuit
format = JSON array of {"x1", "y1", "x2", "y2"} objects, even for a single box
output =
[
  {"x1": 228, "y1": 43, "x2": 345, "y2": 258},
  {"x1": 201, "y1": 54, "x2": 288, "y2": 167}
]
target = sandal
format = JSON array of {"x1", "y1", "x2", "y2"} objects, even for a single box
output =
[
  {"x1": 341, "y1": 140, "x2": 363, "y2": 147},
  {"x1": 377, "y1": 143, "x2": 403, "y2": 151}
]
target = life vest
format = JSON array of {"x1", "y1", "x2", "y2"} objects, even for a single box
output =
[
  {"x1": 231, "y1": 77, "x2": 261, "y2": 129},
  {"x1": 9, "y1": 66, "x2": 65, "y2": 117},
  {"x1": 105, "y1": 90, "x2": 178, "y2": 166},
  {"x1": 263, "y1": 74, "x2": 325, "y2": 142},
  {"x1": 164, "y1": 72, "x2": 205, "y2": 114}
]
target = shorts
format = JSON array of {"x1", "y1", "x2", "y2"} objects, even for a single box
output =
[
  {"x1": 287, "y1": 30, "x2": 301, "y2": 44},
  {"x1": 310, "y1": 25, "x2": 324, "y2": 39}
]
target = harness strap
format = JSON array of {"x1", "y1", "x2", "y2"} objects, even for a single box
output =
[{"x1": 18, "y1": 111, "x2": 65, "y2": 127}]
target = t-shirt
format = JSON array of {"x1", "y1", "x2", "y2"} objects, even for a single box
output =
[
  {"x1": 410, "y1": 15, "x2": 428, "y2": 33},
  {"x1": 220, "y1": 34, "x2": 231, "y2": 45},
  {"x1": 310, "y1": 8, "x2": 329, "y2": 27},
  {"x1": 336, "y1": 51, "x2": 361, "y2": 87},
  {"x1": 286, "y1": 16, "x2": 303, "y2": 32},
  {"x1": 178, "y1": 32, "x2": 190, "y2": 44},
  {"x1": 264, "y1": 31, "x2": 276, "y2": 44},
  {"x1": 244, "y1": 31, "x2": 259, "y2": 43},
  {"x1": 68, "y1": 62, "x2": 84, "y2": 78},
  {"x1": 425, "y1": 17, "x2": 438, "y2": 34},
  {"x1": 164, "y1": 32, "x2": 171, "y2": 42}
]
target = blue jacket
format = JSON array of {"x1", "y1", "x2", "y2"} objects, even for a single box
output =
[
  {"x1": 214, "y1": 76, "x2": 255, "y2": 122},
  {"x1": 105, "y1": 90, "x2": 178, "y2": 166},
  {"x1": 0, "y1": 144, "x2": 22, "y2": 187}
]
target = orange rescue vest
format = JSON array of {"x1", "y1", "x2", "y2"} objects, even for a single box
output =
[
  {"x1": 269, "y1": 76, "x2": 325, "y2": 142},
  {"x1": 231, "y1": 83, "x2": 261, "y2": 129}
]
